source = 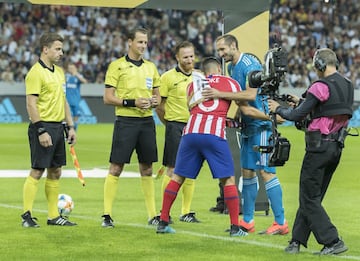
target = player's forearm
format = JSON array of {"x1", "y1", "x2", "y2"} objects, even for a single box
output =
[
  {"x1": 76, "y1": 73, "x2": 88, "y2": 83},
  {"x1": 233, "y1": 87, "x2": 257, "y2": 101},
  {"x1": 239, "y1": 105, "x2": 270, "y2": 121}
]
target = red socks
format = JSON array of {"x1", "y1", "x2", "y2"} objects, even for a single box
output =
[
  {"x1": 160, "y1": 180, "x2": 181, "y2": 222},
  {"x1": 224, "y1": 185, "x2": 240, "y2": 226}
]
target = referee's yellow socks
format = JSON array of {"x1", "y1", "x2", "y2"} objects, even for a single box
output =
[
  {"x1": 23, "y1": 175, "x2": 39, "y2": 214},
  {"x1": 103, "y1": 174, "x2": 119, "y2": 216},
  {"x1": 181, "y1": 178, "x2": 195, "y2": 215},
  {"x1": 45, "y1": 178, "x2": 60, "y2": 219},
  {"x1": 161, "y1": 174, "x2": 171, "y2": 199},
  {"x1": 140, "y1": 176, "x2": 157, "y2": 219}
]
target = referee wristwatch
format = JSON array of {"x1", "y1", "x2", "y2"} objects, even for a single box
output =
[{"x1": 37, "y1": 127, "x2": 47, "y2": 135}]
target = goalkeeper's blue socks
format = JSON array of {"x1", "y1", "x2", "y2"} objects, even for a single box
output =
[
  {"x1": 265, "y1": 177, "x2": 285, "y2": 225},
  {"x1": 241, "y1": 176, "x2": 258, "y2": 223}
]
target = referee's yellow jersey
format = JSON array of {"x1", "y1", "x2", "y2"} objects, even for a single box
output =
[
  {"x1": 160, "y1": 67, "x2": 192, "y2": 123},
  {"x1": 25, "y1": 60, "x2": 66, "y2": 122},
  {"x1": 105, "y1": 56, "x2": 160, "y2": 117}
]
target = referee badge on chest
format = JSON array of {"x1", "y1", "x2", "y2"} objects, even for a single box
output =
[{"x1": 146, "y1": 77, "x2": 153, "y2": 89}]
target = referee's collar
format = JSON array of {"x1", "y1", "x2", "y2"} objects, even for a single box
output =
[
  {"x1": 126, "y1": 55, "x2": 144, "y2": 67},
  {"x1": 176, "y1": 66, "x2": 192, "y2": 77},
  {"x1": 38, "y1": 59, "x2": 55, "y2": 72}
]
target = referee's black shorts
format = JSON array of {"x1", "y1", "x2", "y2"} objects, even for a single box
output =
[
  {"x1": 28, "y1": 122, "x2": 66, "y2": 169},
  {"x1": 163, "y1": 121, "x2": 186, "y2": 167},
  {"x1": 110, "y1": 116, "x2": 158, "y2": 164}
]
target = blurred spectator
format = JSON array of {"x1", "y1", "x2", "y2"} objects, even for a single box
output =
[
  {"x1": 270, "y1": 0, "x2": 360, "y2": 88},
  {"x1": 1, "y1": 67, "x2": 14, "y2": 82},
  {"x1": 0, "y1": 3, "x2": 223, "y2": 83},
  {"x1": 2, "y1": 1, "x2": 360, "y2": 87}
]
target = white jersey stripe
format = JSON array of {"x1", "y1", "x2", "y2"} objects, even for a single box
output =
[
  {"x1": 242, "y1": 55, "x2": 252, "y2": 66},
  {"x1": 204, "y1": 115, "x2": 213, "y2": 134},
  {"x1": 215, "y1": 117, "x2": 223, "y2": 137},
  {"x1": 260, "y1": 129, "x2": 268, "y2": 165},
  {"x1": 192, "y1": 114, "x2": 202, "y2": 133},
  {"x1": 229, "y1": 80, "x2": 240, "y2": 92}
]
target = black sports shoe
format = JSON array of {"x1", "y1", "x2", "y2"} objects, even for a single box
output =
[
  {"x1": 179, "y1": 212, "x2": 200, "y2": 223},
  {"x1": 209, "y1": 205, "x2": 224, "y2": 212},
  {"x1": 315, "y1": 239, "x2": 348, "y2": 255},
  {"x1": 229, "y1": 224, "x2": 248, "y2": 237},
  {"x1": 209, "y1": 197, "x2": 225, "y2": 213},
  {"x1": 21, "y1": 210, "x2": 40, "y2": 228},
  {"x1": 47, "y1": 216, "x2": 77, "y2": 226},
  {"x1": 285, "y1": 240, "x2": 300, "y2": 254},
  {"x1": 148, "y1": 215, "x2": 160, "y2": 225},
  {"x1": 101, "y1": 214, "x2": 114, "y2": 228},
  {"x1": 156, "y1": 220, "x2": 176, "y2": 234}
]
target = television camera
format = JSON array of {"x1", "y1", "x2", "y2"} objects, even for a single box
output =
[{"x1": 248, "y1": 46, "x2": 290, "y2": 167}]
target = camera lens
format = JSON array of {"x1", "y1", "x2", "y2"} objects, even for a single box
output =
[{"x1": 248, "y1": 70, "x2": 263, "y2": 88}]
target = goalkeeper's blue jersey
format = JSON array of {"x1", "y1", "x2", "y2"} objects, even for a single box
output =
[
  {"x1": 65, "y1": 73, "x2": 81, "y2": 106},
  {"x1": 227, "y1": 53, "x2": 271, "y2": 131}
]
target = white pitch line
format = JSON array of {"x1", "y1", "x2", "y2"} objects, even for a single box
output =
[
  {"x1": 1, "y1": 203, "x2": 359, "y2": 260},
  {"x1": 0, "y1": 169, "x2": 139, "y2": 178}
]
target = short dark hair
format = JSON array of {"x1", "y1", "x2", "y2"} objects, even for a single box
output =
[
  {"x1": 175, "y1": 41, "x2": 194, "y2": 55},
  {"x1": 39, "y1": 32, "x2": 64, "y2": 51},
  {"x1": 128, "y1": 28, "x2": 148, "y2": 40},
  {"x1": 201, "y1": 57, "x2": 221, "y2": 74},
  {"x1": 216, "y1": 34, "x2": 239, "y2": 49}
]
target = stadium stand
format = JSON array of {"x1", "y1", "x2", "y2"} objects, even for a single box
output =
[
  {"x1": 270, "y1": 0, "x2": 360, "y2": 90},
  {"x1": 0, "y1": 3, "x2": 222, "y2": 82},
  {"x1": 269, "y1": 0, "x2": 360, "y2": 126},
  {"x1": 1, "y1": 1, "x2": 360, "y2": 88},
  {"x1": 1, "y1": 1, "x2": 360, "y2": 125}
]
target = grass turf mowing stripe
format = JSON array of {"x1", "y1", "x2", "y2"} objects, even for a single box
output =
[{"x1": 1, "y1": 203, "x2": 359, "y2": 260}]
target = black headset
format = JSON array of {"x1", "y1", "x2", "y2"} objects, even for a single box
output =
[
  {"x1": 313, "y1": 49, "x2": 339, "y2": 72},
  {"x1": 313, "y1": 51, "x2": 327, "y2": 72}
]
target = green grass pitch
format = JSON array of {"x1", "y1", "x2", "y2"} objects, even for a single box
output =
[{"x1": 0, "y1": 123, "x2": 359, "y2": 261}]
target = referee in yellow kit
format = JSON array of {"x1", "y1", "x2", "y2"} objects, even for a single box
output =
[
  {"x1": 22, "y1": 32, "x2": 77, "y2": 227},
  {"x1": 156, "y1": 41, "x2": 200, "y2": 223},
  {"x1": 101, "y1": 28, "x2": 161, "y2": 228}
]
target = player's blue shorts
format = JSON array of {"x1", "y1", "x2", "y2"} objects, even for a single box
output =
[
  {"x1": 240, "y1": 127, "x2": 276, "y2": 174},
  {"x1": 174, "y1": 133, "x2": 234, "y2": 179}
]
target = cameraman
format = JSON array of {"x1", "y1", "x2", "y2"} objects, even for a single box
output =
[
  {"x1": 268, "y1": 48, "x2": 353, "y2": 255},
  {"x1": 214, "y1": 34, "x2": 288, "y2": 235}
]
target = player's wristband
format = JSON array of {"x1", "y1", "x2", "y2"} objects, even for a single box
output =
[
  {"x1": 122, "y1": 99, "x2": 136, "y2": 107},
  {"x1": 34, "y1": 121, "x2": 47, "y2": 135}
]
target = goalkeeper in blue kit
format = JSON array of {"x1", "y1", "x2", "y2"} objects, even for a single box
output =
[{"x1": 65, "y1": 63, "x2": 87, "y2": 131}]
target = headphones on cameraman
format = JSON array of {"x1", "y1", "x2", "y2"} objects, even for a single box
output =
[
  {"x1": 313, "y1": 51, "x2": 327, "y2": 72},
  {"x1": 313, "y1": 49, "x2": 339, "y2": 72}
]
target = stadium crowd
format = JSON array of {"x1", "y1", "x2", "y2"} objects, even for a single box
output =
[
  {"x1": 1, "y1": 1, "x2": 360, "y2": 89},
  {"x1": 270, "y1": 0, "x2": 360, "y2": 89},
  {"x1": 0, "y1": 3, "x2": 222, "y2": 83}
]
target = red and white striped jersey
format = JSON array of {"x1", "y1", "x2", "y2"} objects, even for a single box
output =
[{"x1": 185, "y1": 74, "x2": 241, "y2": 139}]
